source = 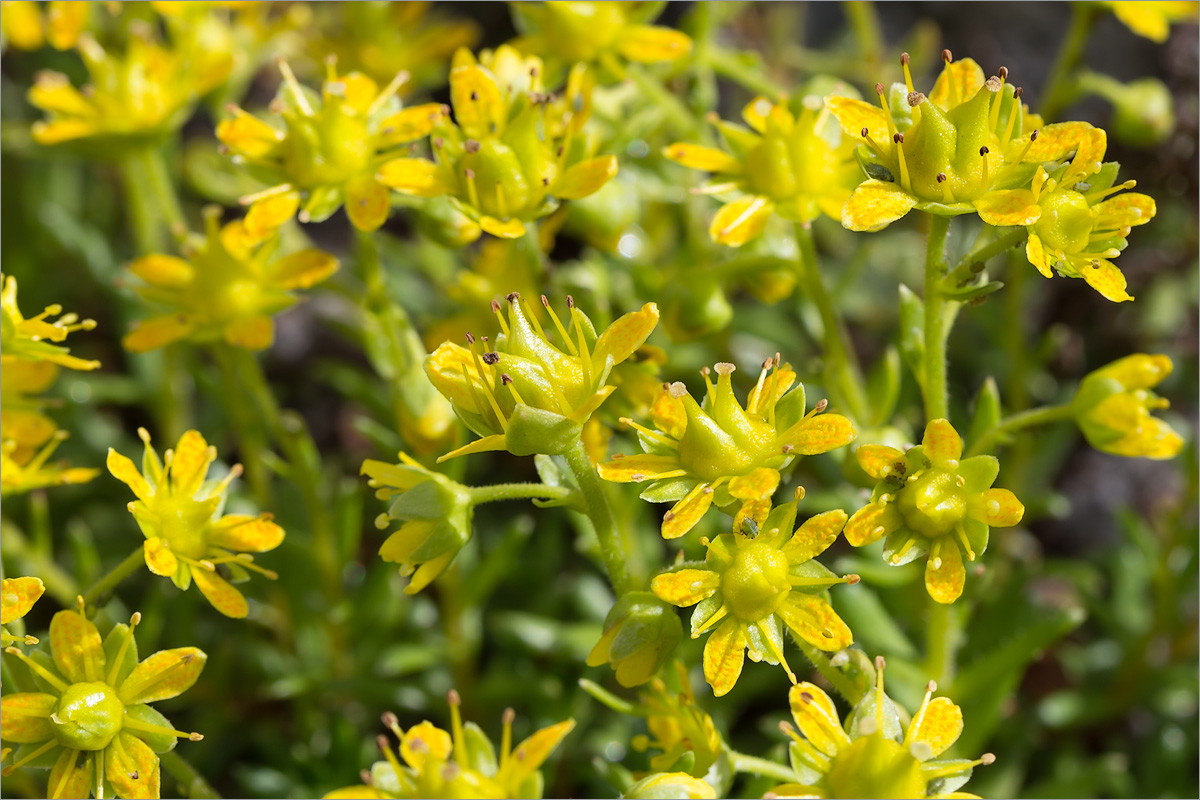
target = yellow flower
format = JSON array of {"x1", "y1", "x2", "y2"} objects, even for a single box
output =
[
  {"x1": 1072, "y1": 354, "x2": 1184, "y2": 459},
  {"x1": 1, "y1": 577, "x2": 44, "y2": 647},
  {"x1": 1, "y1": 274, "x2": 99, "y2": 371},
  {"x1": 29, "y1": 31, "x2": 230, "y2": 146},
  {"x1": 425, "y1": 293, "x2": 658, "y2": 460},
  {"x1": 107, "y1": 428, "x2": 285, "y2": 618},
  {"x1": 664, "y1": 92, "x2": 862, "y2": 246},
  {"x1": 218, "y1": 58, "x2": 439, "y2": 235},
  {"x1": 651, "y1": 498, "x2": 858, "y2": 696},
  {"x1": 325, "y1": 691, "x2": 574, "y2": 799},
  {"x1": 121, "y1": 209, "x2": 339, "y2": 353},
  {"x1": 770, "y1": 659, "x2": 993, "y2": 799},
  {"x1": 1, "y1": 358, "x2": 60, "y2": 462},
  {"x1": 586, "y1": 591, "x2": 682, "y2": 687},
  {"x1": 361, "y1": 453, "x2": 474, "y2": 595},
  {"x1": 1021, "y1": 128, "x2": 1156, "y2": 302},
  {"x1": 624, "y1": 772, "x2": 718, "y2": 799},
  {"x1": 828, "y1": 52, "x2": 1088, "y2": 231},
  {"x1": 599, "y1": 359, "x2": 856, "y2": 539},
  {"x1": 376, "y1": 46, "x2": 618, "y2": 242},
  {"x1": 508, "y1": 1, "x2": 692, "y2": 79},
  {"x1": 1098, "y1": 1, "x2": 1199, "y2": 42},
  {"x1": 632, "y1": 664, "x2": 724, "y2": 778},
  {"x1": 0, "y1": 1, "x2": 88, "y2": 51},
  {"x1": 844, "y1": 419, "x2": 1024, "y2": 604},
  {"x1": 1, "y1": 605, "x2": 205, "y2": 799},
  {"x1": 1, "y1": 432, "x2": 98, "y2": 497}
]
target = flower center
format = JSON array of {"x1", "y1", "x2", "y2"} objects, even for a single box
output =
[
  {"x1": 156, "y1": 496, "x2": 214, "y2": 560},
  {"x1": 897, "y1": 468, "x2": 966, "y2": 537},
  {"x1": 723, "y1": 541, "x2": 791, "y2": 621},
  {"x1": 52, "y1": 682, "x2": 125, "y2": 751},
  {"x1": 825, "y1": 733, "x2": 928, "y2": 799},
  {"x1": 745, "y1": 135, "x2": 798, "y2": 200},
  {"x1": 1033, "y1": 189, "x2": 1094, "y2": 255}
]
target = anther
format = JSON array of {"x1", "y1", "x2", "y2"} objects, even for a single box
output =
[
  {"x1": 893, "y1": 132, "x2": 904, "y2": 144},
  {"x1": 875, "y1": 82, "x2": 885, "y2": 96},
  {"x1": 985, "y1": 76, "x2": 1002, "y2": 92},
  {"x1": 875, "y1": 655, "x2": 886, "y2": 671},
  {"x1": 566, "y1": 295, "x2": 575, "y2": 308},
  {"x1": 506, "y1": 291, "x2": 520, "y2": 303},
  {"x1": 465, "y1": 332, "x2": 475, "y2": 344},
  {"x1": 491, "y1": 299, "x2": 501, "y2": 313},
  {"x1": 981, "y1": 753, "x2": 996, "y2": 765},
  {"x1": 813, "y1": 398, "x2": 828, "y2": 413},
  {"x1": 714, "y1": 362, "x2": 735, "y2": 376},
  {"x1": 376, "y1": 735, "x2": 391, "y2": 753},
  {"x1": 907, "y1": 92, "x2": 926, "y2": 107},
  {"x1": 482, "y1": 352, "x2": 500, "y2": 365},
  {"x1": 668, "y1": 382, "x2": 687, "y2": 399},
  {"x1": 448, "y1": 689, "x2": 461, "y2": 706},
  {"x1": 501, "y1": 373, "x2": 514, "y2": 384},
  {"x1": 846, "y1": 574, "x2": 861, "y2": 584},
  {"x1": 470, "y1": 91, "x2": 479, "y2": 100},
  {"x1": 1014, "y1": 87, "x2": 1023, "y2": 99},
  {"x1": 942, "y1": 49, "x2": 953, "y2": 63},
  {"x1": 861, "y1": 126, "x2": 869, "y2": 138},
  {"x1": 464, "y1": 139, "x2": 481, "y2": 154},
  {"x1": 503, "y1": 708, "x2": 516, "y2": 725},
  {"x1": 936, "y1": 172, "x2": 947, "y2": 183}
]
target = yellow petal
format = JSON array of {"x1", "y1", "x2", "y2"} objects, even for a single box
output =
[
  {"x1": 841, "y1": 180, "x2": 917, "y2": 232},
  {"x1": 168, "y1": 430, "x2": 214, "y2": 498},
  {"x1": 780, "y1": 413, "x2": 857, "y2": 455},
  {"x1": 269, "y1": 249, "x2": 339, "y2": 290},
  {"x1": 345, "y1": 174, "x2": 391, "y2": 232},
  {"x1": 598, "y1": 454, "x2": 685, "y2": 483},
  {"x1": 377, "y1": 103, "x2": 448, "y2": 148},
  {"x1": 662, "y1": 143, "x2": 743, "y2": 174},
  {"x1": 651, "y1": 568, "x2": 721, "y2": 607},
  {"x1": 210, "y1": 514, "x2": 285, "y2": 552},
  {"x1": 244, "y1": 190, "x2": 301, "y2": 240},
  {"x1": 118, "y1": 647, "x2": 206, "y2": 705},
  {"x1": 323, "y1": 786, "x2": 386, "y2": 799},
  {"x1": 826, "y1": 95, "x2": 887, "y2": 138},
  {"x1": 783, "y1": 509, "x2": 848, "y2": 563},
  {"x1": 776, "y1": 593, "x2": 853, "y2": 651},
  {"x1": 0, "y1": 693, "x2": 56, "y2": 742},
  {"x1": 702, "y1": 618, "x2": 746, "y2": 697},
  {"x1": 401, "y1": 722, "x2": 453, "y2": 771},
  {"x1": 1, "y1": 576, "x2": 45, "y2": 624},
  {"x1": 1095, "y1": 353, "x2": 1173, "y2": 389},
  {"x1": 742, "y1": 95, "x2": 777, "y2": 134},
  {"x1": 555, "y1": 155, "x2": 618, "y2": 199},
  {"x1": 498, "y1": 719, "x2": 576, "y2": 788},
  {"x1": 925, "y1": 537, "x2": 965, "y2": 604},
  {"x1": 480, "y1": 216, "x2": 527, "y2": 239},
  {"x1": 1107, "y1": 416, "x2": 1184, "y2": 459},
  {"x1": 709, "y1": 195, "x2": 773, "y2": 247},
  {"x1": 662, "y1": 482, "x2": 714, "y2": 539},
  {"x1": 593, "y1": 301, "x2": 659, "y2": 367},
  {"x1": 651, "y1": 389, "x2": 686, "y2": 439},
  {"x1": 335, "y1": 72, "x2": 378, "y2": 114},
  {"x1": 107, "y1": 448, "x2": 151, "y2": 500},
  {"x1": 929, "y1": 58, "x2": 986, "y2": 110},
  {"x1": 727, "y1": 467, "x2": 780, "y2": 501},
  {"x1": 450, "y1": 64, "x2": 504, "y2": 140},
  {"x1": 909, "y1": 696, "x2": 963, "y2": 757},
  {"x1": 855, "y1": 444, "x2": 907, "y2": 481},
  {"x1": 617, "y1": 25, "x2": 692, "y2": 62},
  {"x1": 46, "y1": 1, "x2": 87, "y2": 50},
  {"x1": 128, "y1": 254, "x2": 194, "y2": 288},
  {"x1": 844, "y1": 501, "x2": 903, "y2": 547},
  {"x1": 972, "y1": 488, "x2": 1024, "y2": 527},
  {"x1": 49, "y1": 609, "x2": 105, "y2": 683},
  {"x1": 1110, "y1": 0, "x2": 1178, "y2": 41},
  {"x1": 1025, "y1": 233, "x2": 1054, "y2": 278},
  {"x1": 32, "y1": 117, "x2": 100, "y2": 144},
  {"x1": 1093, "y1": 192, "x2": 1157, "y2": 230},
  {"x1": 122, "y1": 314, "x2": 193, "y2": 353},
  {"x1": 28, "y1": 74, "x2": 94, "y2": 116},
  {"x1": 922, "y1": 419, "x2": 963, "y2": 465},
  {"x1": 1022, "y1": 121, "x2": 1093, "y2": 163},
  {"x1": 1079, "y1": 257, "x2": 1133, "y2": 302},
  {"x1": 144, "y1": 538, "x2": 178, "y2": 577},
  {"x1": 49, "y1": 746, "x2": 93, "y2": 800},
  {"x1": 215, "y1": 112, "x2": 281, "y2": 159},
  {"x1": 3, "y1": 1, "x2": 44, "y2": 50},
  {"x1": 224, "y1": 315, "x2": 275, "y2": 350},
  {"x1": 106, "y1": 732, "x2": 159, "y2": 800},
  {"x1": 787, "y1": 682, "x2": 849, "y2": 757},
  {"x1": 191, "y1": 568, "x2": 249, "y2": 618},
  {"x1": 974, "y1": 189, "x2": 1041, "y2": 227}
]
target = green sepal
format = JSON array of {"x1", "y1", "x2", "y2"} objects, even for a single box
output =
[
  {"x1": 125, "y1": 704, "x2": 179, "y2": 754},
  {"x1": 774, "y1": 383, "x2": 807, "y2": 434},
  {"x1": 640, "y1": 477, "x2": 694, "y2": 504},
  {"x1": 504, "y1": 404, "x2": 581, "y2": 456},
  {"x1": 866, "y1": 346, "x2": 901, "y2": 427},
  {"x1": 966, "y1": 377, "x2": 1002, "y2": 451},
  {"x1": 461, "y1": 721, "x2": 498, "y2": 777},
  {"x1": 882, "y1": 527, "x2": 928, "y2": 566},
  {"x1": 301, "y1": 184, "x2": 344, "y2": 223},
  {"x1": 103, "y1": 623, "x2": 139, "y2": 689}
]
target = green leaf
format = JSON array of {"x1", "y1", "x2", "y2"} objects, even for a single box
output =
[
  {"x1": 897, "y1": 284, "x2": 925, "y2": 391},
  {"x1": 866, "y1": 346, "x2": 901, "y2": 427},
  {"x1": 967, "y1": 377, "x2": 1002, "y2": 451}
]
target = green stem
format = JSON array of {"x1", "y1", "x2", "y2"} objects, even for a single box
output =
[
  {"x1": 0, "y1": 522, "x2": 79, "y2": 606},
  {"x1": 925, "y1": 600, "x2": 962, "y2": 689},
  {"x1": 119, "y1": 146, "x2": 185, "y2": 253},
  {"x1": 794, "y1": 223, "x2": 870, "y2": 423},
  {"x1": 212, "y1": 345, "x2": 272, "y2": 506},
  {"x1": 619, "y1": 60, "x2": 700, "y2": 137},
  {"x1": 922, "y1": 214, "x2": 953, "y2": 421},
  {"x1": 796, "y1": 637, "x2": 863, "y2": 704},
  {"x1": 704, "y1": 48, "x2": 787, "y2": 99},
  {"x1": 142, "y1": 145, "x2": 186, "y2": 239},
  {"x1": 160, "y1": 751, "x2": 221, "y2": 799},
  {"x1": 81, "y1": 548, "x2": 144, "y2": 607},
  {"x1": 469, "y1": 482, "x2": 579, "y2": 506},
  {"x1": 965, "y1": 403, "x2": 1074, "y2": 457},
  {"x1": 844, "y1": 1, "x2": 884, "y2": 65},
  {"x1": 950, "y1": 227, "x2": 1027, "y2": 275},
  {"x1": 562, "y1": 440, "x2": 634, "y2": 595},
  {"x1": 1040, "y1": 3, "x2": 1098, "y2": 121},
  {"x1": 729, "y1": 751, "x2": 800, "y2": 784}
]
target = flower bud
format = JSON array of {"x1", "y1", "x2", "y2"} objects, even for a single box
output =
[
  {"x1": 587, "y1": 592, "x2": 682, "y2": 687},
  {"x1": 623, "y1": 772, "x2": 717, "y2": 799},
  {"x1": 1072, "y1": 354, "x2": 1183, "y2": 459}
]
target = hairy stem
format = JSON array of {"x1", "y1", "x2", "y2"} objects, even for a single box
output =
[
  {"x1": 796, "y1": 637, "x2": 863, "y2": 705},
  {"x1": 729, "y1": 750, "x2": 800, "y2": 784},
  {"x1": 925, "y1": 599, "x2": 962, "y2": 689},
  {"x1": 469, "y1": 482, "x2": 579, "y2": 506},
  {"x1": 922, "y1": 214, "x2": 953, "y2": 421},
  {"x1": 966, "y1": 403, "x2": 1075, "y2": 457}
]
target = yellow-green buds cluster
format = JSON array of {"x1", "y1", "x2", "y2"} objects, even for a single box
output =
[
  {"x1": 770, "y1": 658, "x2": 993, "y2": 799},
  {"x1": 122, "y1": 208, "x2": 339, "y2": 353},
  {"x1": 325, "y1": 692, "x2": 574, "y2": 799},
  {"x1": 377, "y1": 46, "x2": 618, "y2": 242},
  {"x1": 425, "y1": 293, "x2": 658, "y2": 460},
  {"x1": 586, "y1": 591, "x2": 682, "y2": 687},
  {"x1": 107, "y1": 429, "x2": 285, "y2": 618},
  {"x1": 1, "y1": 605, "x2": 206, "y2": 799},
  {"x1": 361, "y1": 453, "x2": 474, "y2": 595},
  {"x1": 1072, "y1": 354, "x2": 1183, "y2": 459},
  {"x1": 600, "y1": 358, "x2": 856, "y2": 539},
  {"x1": 845, "y1": 420, "x2": 1024, "y2": 604},
  {"x1": 651, "y1": 498, "x2": 858, "y2": 696},
  {"x1": 218, "y1": 57, "x2": 437, "y2": 234},
  {"x1": 665, "y1": 87, "x2": 862, "y2": 246}
]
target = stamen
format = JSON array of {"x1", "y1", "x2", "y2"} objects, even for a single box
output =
[
  {"x1": 495, "y1": 180, "x2": 509, "y2": 220},
  {"x1": 979, "y1": 145, "x2": 990, "y2": 189},
  {"x1": 377, "y1": 735, "x2": 406, "y2": 780},
  {"x1": 275, "y1": 57, "x2": 314, "y2": 116},
  {"x1": 893, "y1": 133, "x2": 911, "y2": 189},
  {"x1": 903, "y1": 680, "x2": 939, "y2": 749},
  {"x1": 861, "y1": 127, "x2": 886, "y2": 158},
  {"x1": 500, "y1": 708, "x2": 516, "y2": 772},
  {"x1": 570, "y1": 306, "x2": 592, "y2": 388},
  {"x1": 491, "y1": 299, "x2": 510, "y2": 337},
  {"x1": 501, "y1": 373, "x2": 526, "y2": 405},
  {"x1": 699, "y1": 366, "x2": 714, "y2": 402},
  {"x1": 49, "y1": 748, "x2": 80, "y2": 799},
  {"x1": 889, "y1": 533, "x2": 919, "y2": 564},
  {"x1": 447, "y1": 690, "x2": 469, "y2": 768},
  {"x1": 1016, "y1": 129, "x2": 1039, "y2": 163},
  {"x1": 541, "y1": 296, "x2": 579, "y2": 356},
  {"x1": 4, "y1": 646, "x2": 69, "y2": 692},
  {"x1": 619, "y1": 417, "x2": 676, "y2": 447},
  {"x1": 953, "y1": 522, "x2": 977, "y2": 560},
  {"x1": 368, "y1": 69, "x2": 411, "y2": 117},
  {"x1": 757, "y1": 618, "x2": 796, "y2": 684},
  {"x1": 875, "y1": 83, "x2": 897, "y2": 139},
  {"x1": 464, "y1": 168, "x2": 481, "y2": 212},
  {"x1": 748, "y1": 358, "x2": 771, "y2": 415},
  {"x1": 1, "y1": 739, "x2": 58, "y2": 775},
  {"x1": 900, "y1": 53, "x2": 914, "y2": 93},
  {"x1": 690, "y1": 604, "x2": 729, "y2": 637},
  {"x1": 924, "y1": 753, "x2": 996, "y2": 779},
  {"x1": 106, "y1": 612, "x2": 142, "y2": 686},
  {"x1": 1085, "y1": 179, "x2": 1137, "y2": 202},
  {"x1": 1001, "y1": 96, "x2": 1021, "y2": 146},
  {"x1": 466, "y1": 343, "x2": 507, "y2": 429},
  {"x1": 937, "y1": 171, "x2": 954, "y2": 203},
  {"x1": 122, "y1": 714, "x2": 203, "y2": 741}
]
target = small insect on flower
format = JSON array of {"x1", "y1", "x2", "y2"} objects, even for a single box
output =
[
  {"x1": 844, "y1": 419, "x2": 1024, "y2": 604},
  {"x1": 324, "y1": 691, "x2": 574, "y2": 799},
  {"x1": 600, "y1": 358, "x2": 855, "y2": 539},
  {"x1": 1072, "y1": 353, "x2": 1184, "y2": 459},
  {"x1": 120, "y1": 207, "x2": 339, "y2": 353},
  {"x1": 1, "y1": 577, "x2": 44, "y2": 647},
  {"x1": 652, "y1": 496, "x2": 858, "y2": 696},
  {"x1": 1, "y1": 602, "x2": 205, "y2": 799},
  {"x1": 107, "y1": 428, "x2": 285, "y2": 618},
  {"x1": 769, "y1": 657, "x2": 994, "y2": 799}
]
